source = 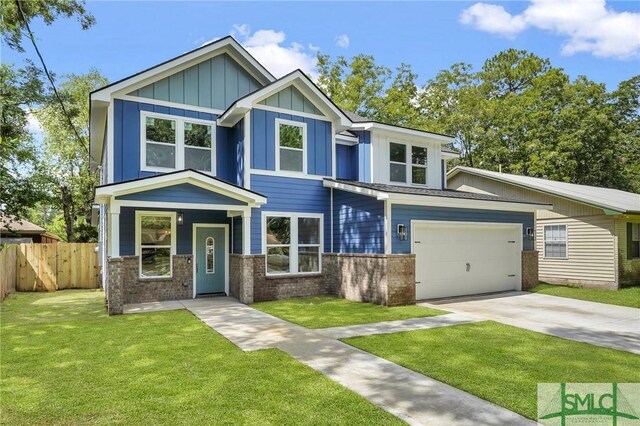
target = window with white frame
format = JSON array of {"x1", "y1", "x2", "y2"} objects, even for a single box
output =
[
  {"x1": 276, "y1": 119, "x2": 306, "y2": 173},
  {"x1": 136, "y1": 212, "x2": 176, "y2": 278},
  {"x1": 389, "y1": 142, "x2": 429, "y2": 185},
  {"x1": 141, "y1": 112, "x2": 215, "y2": 173},
  {"x1": 264, "y1": 213, "x2": 322, "y2": 275},
  {"x1": 544, "y1": 224, "x2": 567, "y2": 258}
]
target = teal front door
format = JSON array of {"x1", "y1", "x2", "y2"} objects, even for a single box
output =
[{"x1": 195, "y1": 226, "x2": 226, "y2": 295}]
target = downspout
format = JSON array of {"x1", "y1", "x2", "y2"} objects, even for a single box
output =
[{"x1": 330, "y1": 188, "x2": 334, "y2": 253}]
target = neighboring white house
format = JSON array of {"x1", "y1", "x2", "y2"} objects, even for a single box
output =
[{"x1": 448, "y1": 167, "x2": 640, "y2": 289}]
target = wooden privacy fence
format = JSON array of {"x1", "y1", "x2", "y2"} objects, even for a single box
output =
[
  {"x1": 1, "y1": 245, "x2": 17, "y2": 300},
  {"x1": 1, "y1": 243, "x2": 100, "y2": 298}
]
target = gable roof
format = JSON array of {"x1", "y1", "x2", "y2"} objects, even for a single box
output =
[
  {"x1": 217, "y1": 69, "x2": 352, "y2": 129},
  {"x1": 448, "y1": 166, "x2": 640, "y2": 214},
  {"x1": 1, "y1": 214, "x2": 45, "y2": 234}
]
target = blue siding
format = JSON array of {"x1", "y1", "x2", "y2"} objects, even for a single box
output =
[
  {"x1": 119, "y1": 207, "x2": 230, "y2": 255},
  {"x1": 250, "y1": 109, "x2": 332, "y2": 176},
  {"x1": 333, "y1": 190, "x2": 385, "y2": 254},
  {"x1": 114, "y1": 100, "x2": 234, "y2": 183},
  {"x1": 249, "y1": 174, "x2": 331, "y2": 254},
  {"x1": 351, "y1": 131, "x2": 371, "y2": 182},
  {"x1": 229, "y1": 118, "x2": 244, "y2": 187},
  {"x1": 391, "y1": 205, "x2": 535, "y2": 254},
  {"x1": 336, "y1": 144, "x2": 357, "y2": 180},
  {"x1": 115, "y1": 183, "x2": 245, "y2": 205},
  {"x1": 129, "y1": 53, "x2": 262, "y2": 110}
]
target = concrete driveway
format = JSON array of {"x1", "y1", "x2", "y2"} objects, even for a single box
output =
[{"x1": 419, "y1": 291, "x2": 640, "y2": 354}]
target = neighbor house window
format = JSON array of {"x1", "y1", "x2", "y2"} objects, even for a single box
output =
[
  {"x1": 630, "y1": 223, "x2": 640, "y2": 259},
  {"x1": 544, "y1": 225, "x2": 567, "y2": 258},
  {"x1": 389, "y1": 142, "x2": 407, "y2": 183},
  {"x1": 136, "y1": 212, "x2": 176, "y2": 278},
  {"x1": 264, "y1": 213, "x2": 322, "y2": 275},
  {"x1": 276, "y1": 119, "x2": 306, "y2": 173},
  {"x1": 411, "y1": 146, "x2": 428, "y2": 185},
  {"x1": 141, "y1": 112, "x2": 215, "y2": 173}
]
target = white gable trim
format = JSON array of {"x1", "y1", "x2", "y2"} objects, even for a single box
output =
[
  {"x1": 94, "y1": 170, "x2": 267, "y2": 206},
  {"x1": 352, "y1": 122, "x2": 454, "y2": 144}
]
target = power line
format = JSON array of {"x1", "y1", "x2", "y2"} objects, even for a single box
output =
[{"x1": 14, "y1": 0, "x2": 97, "y2": 165}]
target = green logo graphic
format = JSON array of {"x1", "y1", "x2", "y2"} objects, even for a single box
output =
[{"x1": 538, "y1": 383, "x2": 640, "y2": 425}]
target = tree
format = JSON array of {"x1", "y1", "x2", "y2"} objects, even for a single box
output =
[
  {"x1": 36, "y1": 70, "x2": 108, "y2": 242},
  {"x1": 1, "y1": 0, "x2": 94, "y2": 52}
]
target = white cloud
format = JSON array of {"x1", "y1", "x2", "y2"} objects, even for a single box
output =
[
  {"x1": 26, "y1": 112, "x2": 43, "y2": 136},
  {"x1": 460, "y1": 0, "x2": 640, "y2": 59},
  {"x1": 335, "y1": 34, "x2": 350, "y2": 49},
  {"x1": 230, "y1": 26, "x2": 318, "y2": 78}
]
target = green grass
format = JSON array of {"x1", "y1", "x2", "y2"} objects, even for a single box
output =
[
  {"x1": 344, "y1": 321, "x2": 640, "y2": 420},
  {"x1": 529, "y1": 283, "x2": 640, "y2": 308},
  {"x1": 251, "y1": 296, "x2": 446, "y2": 329},
  {"x1": 1, "y1": 291, "x2": 403, "y2": 425}
]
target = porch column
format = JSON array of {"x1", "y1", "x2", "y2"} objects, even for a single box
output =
[
  {"x1": 242, "y1": 209, "x2": 251, "y2": 255},
  {"x1": 109, "y1": 202, "x2": 120, "y2": 258}
]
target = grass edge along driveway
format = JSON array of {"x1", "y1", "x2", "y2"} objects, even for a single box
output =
[
  {"x1": 529, "y1": 283, "x2": 640, "y2": 308},
  {"x1": 1, "y1": 291, "x2": 403, "y2": 425},
  {"x1": 252, "y1": 296, "x2": 447, "y2": 329},
  {"x1": 344, "y1": 320, "x2": 640, "y2": 420}
]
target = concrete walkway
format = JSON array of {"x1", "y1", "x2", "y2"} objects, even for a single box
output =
[
  {"x1": 179, "y1": 298, "x2": 533, "y2": 426},
  {"x1": 420, "y1": 291, "x2": 640, "y2": 354}
]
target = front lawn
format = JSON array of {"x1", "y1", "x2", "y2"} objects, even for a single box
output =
[
  {"x1": 252, "y1": 296, "x2": 446, "y2": 329},
  {"x1": 529, "y1": 283, "x2": 640, "y2": 308},
  {"x1": 344, "y1": 321, "x2": 640, "y2": 420},
  {"x1": 1, "y1": 291, "x2": 402, "y2": 425}
]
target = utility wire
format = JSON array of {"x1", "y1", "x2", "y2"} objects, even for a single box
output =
[{"x1": 15, "y1": 0, "x2": 97, "y2": 165}]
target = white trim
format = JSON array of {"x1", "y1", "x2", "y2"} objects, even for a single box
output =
[
  {"x1": 542, "y1": 223, "x2": 569, "y2": 260},
  {"x1": 242, "y1": 211, "x2": 251, "y2": 255},
  {"x1": 330, "y1": 188, "x2": 334, "y2": 253},
  {"x1": 109, "y1": 210, "x2": 120, "y2": 258},
  {"x1": 140, "y1": 111, "x2": 216, "y2": 175},
  {"x1": 107, "y1": 101, "x2": 114, "y2": 183},
  {"x1": 116, "y1": 94, "x2": 225, "y2": 116},
  {"x1": 322, "y1": 180, "x2": 389, "y2": 200},
  {"x1": 135, "y1": 210, "x2": 177, "y2": 279},
  {"x1": 410, "y1": 219, "x2": 523, "y2": 291},
  {"x1": 253, "y1": 104, "x2": 327, "y2": 121},
  {"x1": 250, "y1": 169, "x2": 325, "y2": 181},
  {"x1": 261, "y1": 211, "x2": 324, "y2": 276},
  {"x1": 384, "y1": 199, "x2": 392, "y2": 254},
  {"x1": 243, "y1": 111, "x2": 251, "y2": 189},
  {"x1": 389, "y1": 195, "x2": 545, "y2": 213},
  {"x1": 351, "y1": 122, "x2": 454, "y2": 144},
  {"x1": 336, "y1": 133, "x2": 359, "y2": 145},
  {"x1": 441, "y1": 151, "x2": 460, "y2": 160},
  {"x1": 192, "y1": 223, "x2": 229, "y2": 297},
  {"x1": 275, "y1": 118, "x2": 307, "y2": 175},
  {"x1": 91, "y1": 38, "x2": 274, "y2": 102},
  {"x1": 331, "y1": 123, "x2": 337, "y2": 179},
  {"x1": 113, "y1": 200, "x2": 252, "y2": 212}
]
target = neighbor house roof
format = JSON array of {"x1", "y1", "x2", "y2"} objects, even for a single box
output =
[
  {"x1": 448, "y1": 166, "x2": 640, "y2": 214},
  {"x1": 0, "y1": 215, "x2": 61, "y2": 240}
]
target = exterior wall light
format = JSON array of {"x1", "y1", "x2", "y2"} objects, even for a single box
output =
[
  {"x1": 397, "y1": 223, "x2": 408, "y2": 241},
  {"x1": 177, "y1": 212, "x2": 184, "y2": 226}
]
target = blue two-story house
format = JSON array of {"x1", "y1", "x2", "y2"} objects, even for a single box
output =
[{"x1": 91, "y1": 36, "x2": 550, "y2": 314}]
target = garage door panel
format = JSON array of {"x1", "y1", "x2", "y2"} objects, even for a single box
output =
[{"x1": 413, "y1": 222, "x2": 521, "y2": 300}]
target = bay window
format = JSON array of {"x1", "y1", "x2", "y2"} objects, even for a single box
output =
[
  {"x1": 136, "y1": 211, "x2": 176, "y2": 278},
  {"x1": 265, "y1": 213, "x2": 322, "y2": 275},
  {"x1": 141, "y1": 112, "x2": 215, "y2": 173}
]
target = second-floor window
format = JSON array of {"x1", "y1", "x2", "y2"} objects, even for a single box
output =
[
  {"x1": 389, "y1": 142, "x2": 429, "y2": 185},
  {"x1": 141, "y1": 112, "x2": 215, "y2": 173},
  {"x1": 276, "y1": 119, "x2": 306, "y2": 173}
]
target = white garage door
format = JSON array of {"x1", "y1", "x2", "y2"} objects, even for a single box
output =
[{"x1": 413, "y1": 221, "x2": 522, "y2": 300}]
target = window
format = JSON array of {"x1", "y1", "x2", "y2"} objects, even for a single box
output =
[
  {"x1": 141, "y1": 112, "x2": 215, "y2": 173},
  {"x1": 389, "y1": 142, "x2": 429, "y2": 185},
  {"x1": 630, "y1": 223, "x2": 640, "y2": 259},
  {"x1": 136, "y1": 212, "x2": 176, "y2": 278},
  {"x1": 389, "y1": 142, "x2": 406, "y2": 183},
  {"x1": 205, "y1": 237, "x2": 215, "y2": 274},
  {"x1": 544, "y1": 225, "x2": 567, "y2": 258},
  {"x1": 264, "y1": 213, "x2": 322, "y2": 275},
  {"x1": 276, "y1": 119, "x2": 306, "y2": 173},
  {"x1": 411, "y1": 146, "x2": 428, "y2": 185}
]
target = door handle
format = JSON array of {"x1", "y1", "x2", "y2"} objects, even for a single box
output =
[{"x1": 466, "y1": 263, "x2": 471, "y2": 272}]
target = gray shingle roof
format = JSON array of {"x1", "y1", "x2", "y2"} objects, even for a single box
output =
[
  {"x1": 344, "y1": 110, "x2": 370, "y2": 123},
  {"x1": 327, "y1": 179, "x2": 550, "y2": 206}
]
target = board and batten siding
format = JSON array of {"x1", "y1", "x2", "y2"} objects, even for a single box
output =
[
  {"x1": 250, "y1": 109, "x2": 332, "y2": 176},
  {"x1": 257, "y1": 85, "x2": 324, "y2": 116},
  {"x1": 115, "y1": 183, "x2": 245, "y2": 205},
  {"x1": 113, "y1": 99, "x2": 239, "y2": 183},
  {"x1": 332, "y1": 190, "x2": 385, "y2": 254},
  {"x1": 536, "y1": 216, "x2": 617, "y2": 287},
  {"x1": 448, "y1": 173, "x2": 603, "y2": 219},
  {"x1": 129, "y1": 53, "x2": 261, "y2": 110},
  {"x1": 391, "y1": 204, "x2": 534, "y2": 254},
  {"x1": 614, "y1": 215, "x2": 640, "y2": 284},
  {"x1": 336, "y1": 144, "x2": 358, "y2": 180},
  {"x1": 249, "y1": 175, "x2": 331, "y2": 255}
]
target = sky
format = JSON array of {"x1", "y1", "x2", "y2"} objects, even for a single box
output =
[{"x1": 4, "y1": 0, "x2": 640, "y2": 118}]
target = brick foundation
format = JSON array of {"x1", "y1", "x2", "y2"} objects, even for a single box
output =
[
  {"x1": 107, "y1": 258, "x2": 124, "y2": 315},
  {"x1": 229, "y1": 255, "x2": 254, "y2": 304},
  {"x1": 521, "y1": 251, "x2": 539, "y2": 290}
]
